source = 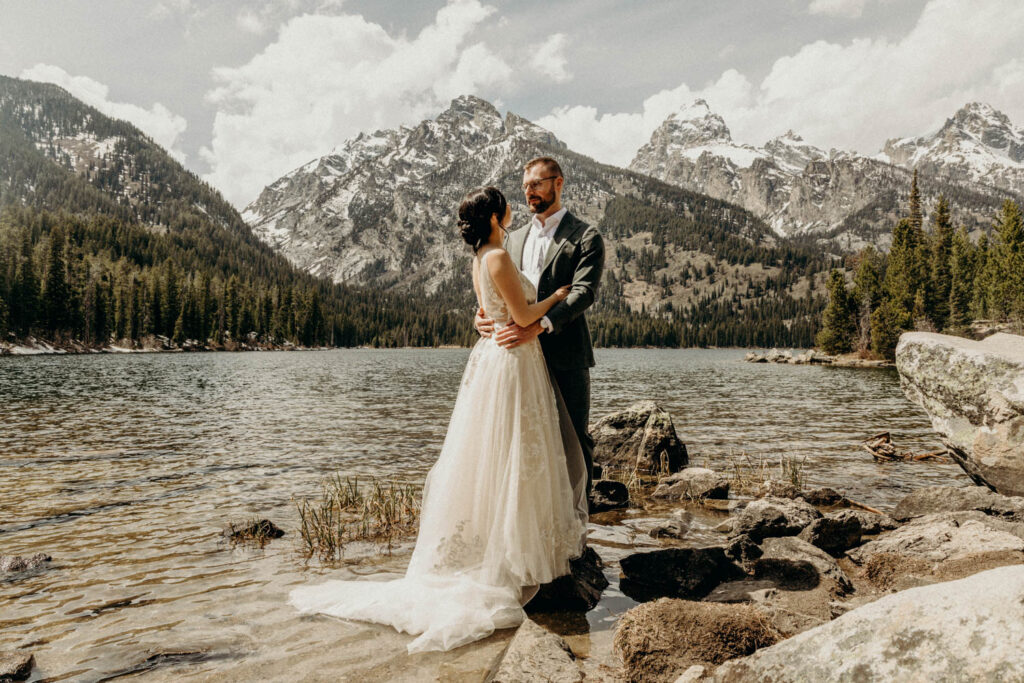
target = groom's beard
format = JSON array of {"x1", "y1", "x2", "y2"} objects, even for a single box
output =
[{"x1": 527, "y1": 189, "x2": 555, "y2": 214}]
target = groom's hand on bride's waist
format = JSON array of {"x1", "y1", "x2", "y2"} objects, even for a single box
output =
[
  {"x1": 495, "y1": 321, "x2": 542, "y2": 349},
  {"x1": 475, "y1": 307, "x2": 495, "y2": 338}
]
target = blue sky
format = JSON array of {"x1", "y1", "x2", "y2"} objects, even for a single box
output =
[{"x1": 2, "y1": 0, "x2": 1021, "y2": 207}]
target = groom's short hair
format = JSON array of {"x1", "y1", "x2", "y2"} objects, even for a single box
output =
[{"x1": 524, "y1": 156, "x2": 563, "y2": 178}]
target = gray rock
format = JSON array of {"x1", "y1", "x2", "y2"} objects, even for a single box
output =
[
  {"x1": 797, "y1": 510, "x2": 863, "y2": 556},
  {"x1": 754, "y1": 536, "x2": 853, "y2": 595},
  {"x1": 614, "y1": 598, "x2": 779, "y2": 683},
  {"x1": 896, "y1": 331, "x2": 1024, "y2": 496},
  {"x1": 731, "y1": 497, "x2": 821, "y2": 542},
  {"x1": 0, "y1": 652, "x2": 33, "y2": 682},
  {"x1": 648, "y1": 511, "x2": 693, "y2": 539},
  {"x1": 652, "y1": 468, "x2": 729, "y2": 501},
  {"x1": 845, "y1": 510, "x2": 898, "y2": 535},
  {"x1": 589, "y1": 479, "x2": 630, "y2": 512},
  {"x1": 0, "y1": 553, "x2": 51, "y2": 574},
  {"x1": 489, "y1": 618, "x2": 581, "y2": 683},
  {"x1": 527, "y1": 546, "x2": 608, "y2": 613},
  {"x1": 893, "y1": 485, "x2": 1024, "y2": 522},
  {"x1": 673, "y1": 665, "x2": 707, "y2": 683},
  {"x1": 619, "y1": 546, "x2": 744, "y2": 602},
  {"x1": 847, "y1": 511, "x2": 1024, "y2": 589},
  {"x1": 801, "y1": 487, "x2": 845, "y2": 506},
  {"x1": 712, "y1": 565, "x2": 1024, "y2": 682},
  {"x1": 702, "y1": 580, "x2": 778, "y2": 604},
  {"x1": 754, "y1": 480, "x2": 802, "y2": 499},
  {"x1": 590, "y1": 401, "x2": 688, "y2": 474}
]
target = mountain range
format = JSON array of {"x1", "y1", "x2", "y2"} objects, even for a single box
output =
[{"x1": 630, "y1": 100, "x2": 1022, "y2": 251}]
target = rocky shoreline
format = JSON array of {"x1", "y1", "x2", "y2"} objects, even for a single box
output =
[
  {"x1": 743, "y1": 348, "x2": 893, "y2": 367},
  {"x1": 0, "y1": 335, "x2": 329, "y2": 356}
]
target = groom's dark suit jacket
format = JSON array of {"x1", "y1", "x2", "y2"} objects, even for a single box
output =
[{"x1": 505, "y1": 210, "x2": 605, "y2": 370}]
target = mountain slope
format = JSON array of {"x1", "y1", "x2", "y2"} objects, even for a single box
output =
[
  {"x1": 630, "y1": 99, "x2": 1019, "y2": 249},
  {"x1": 243, "y1": 95, "x2": 834, "y2": 346}
]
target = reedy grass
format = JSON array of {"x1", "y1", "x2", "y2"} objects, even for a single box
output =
[{"x1": 296, "y1": 474, "x2": 420, "y2": 562}]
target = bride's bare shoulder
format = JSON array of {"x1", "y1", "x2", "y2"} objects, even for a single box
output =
[{"x1": 480, "y1": 247, "x2": 512, "y2": 269}]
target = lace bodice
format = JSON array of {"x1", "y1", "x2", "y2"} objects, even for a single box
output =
[{"x1": 477, "y1": 250, "x2": 537, "y2": 325}]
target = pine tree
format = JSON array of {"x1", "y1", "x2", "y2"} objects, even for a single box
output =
[
  {"x1": 988, "y1": 200, "x2": 1024, "y2": 319},
  {"x1": 816, "y1": 270, "x2": 856, "y2": 354},
  {"x1": 908, "y1": 169, "x2": 923, "y2": 231},
  {"x1": 948, "y1": 226, "x2": 974, "y2": 329},
  {"x1": 929, "y1": 195, "x2": 953, "y2": 330},
  {"x1": 971, "y1": 233, "x2": 991, "y2": 319},
  {"x1": 871, "y1": 297, "x2": 913, "y2": 359},
  {"x1": 851, "y1": 246, "x2": 884, "y2": 352},
  {"x1": 42, "y1": 227, "x2": 71, "y2": 335}
]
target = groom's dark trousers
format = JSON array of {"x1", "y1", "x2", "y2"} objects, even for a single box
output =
[{"x1": 507, "y1": 210, "x2": 605, "y2": 497}]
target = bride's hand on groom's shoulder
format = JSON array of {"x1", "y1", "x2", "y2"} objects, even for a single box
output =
[{"x1": 474, "y1": 307, "x2": 495, "y2": 338}]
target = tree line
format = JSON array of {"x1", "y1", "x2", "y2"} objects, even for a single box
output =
[{"x1": 816, "y1": 171, "x2": 1024, "y2": 359}]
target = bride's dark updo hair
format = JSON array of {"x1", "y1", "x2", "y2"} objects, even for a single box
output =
[{"x1": 458, "y1": 186, "x2": 507, "y2": 252}]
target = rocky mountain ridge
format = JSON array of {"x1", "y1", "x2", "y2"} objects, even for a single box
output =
[{"x1": 630, "y1": 99, "x2": 1021, "y2": 249}]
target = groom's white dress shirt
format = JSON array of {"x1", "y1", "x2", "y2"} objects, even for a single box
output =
[{"x1": 521, "y1": 207, "x2": 566, "y2": 333}]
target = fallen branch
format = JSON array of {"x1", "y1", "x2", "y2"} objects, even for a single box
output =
[
  {"x1": 843, "y1": 497, "x2": 885, "y2": 516},
  {"x1": 863, "y1": 432, "x2": 949, "y2": 463}
]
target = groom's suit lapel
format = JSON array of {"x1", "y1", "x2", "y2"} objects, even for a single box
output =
[{"x1": 541, "y1": 212, "x2": 577, "y2": 276}]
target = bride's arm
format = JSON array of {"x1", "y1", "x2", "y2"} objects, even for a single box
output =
[{"x1": 485, "y1": 249, "x2": 569, "y2": 327}]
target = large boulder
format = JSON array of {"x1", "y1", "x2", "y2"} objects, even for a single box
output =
[
  {"x1": 590, "y1": 401, "x2": 688, "y2": 474},
  {"x1": 754, "y1": 536, "x2": 853, "y2": 595},
  {"x1": 893, "y1": 485, "x2": 1024, "y2": 522},
  {"x1": 527, "y1": 546, "x2": 608, "y2": 613},
  {"x1": 731, "y1": 497, "x2": 821, "y2": 543},
  {"x1": 589, "y1": 479, "x2": 630, "y2": 512},
  {"x1": 0, "y1": 652, "x2": 33, "y2": 682},
  {"x1": 613, "y1": 598, "x2": 779, "y2": 683},
  {"x1": 847, "y1": 511, "x2": 1024, "y2": 589},
  {"x1": 489, "y1": 618, "x2": 582, "y2": 682},
  {"x1": 619, "y1": 547, "x2": 744, "y2": 602},
  {"x1": 896, "y1": 332, "x2": 1024, "y2": 496},
  {"x1": 712, "y1": 565, "x2": 1024, "y2": 681},
  {"x1": 651, "y1": 468, "x2": 729, "y2": 501}
]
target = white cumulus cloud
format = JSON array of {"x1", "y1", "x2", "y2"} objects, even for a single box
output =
[
  {"x1": 529, "y1": 33, "x2": 572, "y2": 83},
  {"x1": 201, "y1": 0, "x2": 570, "y2": 207},
  {"x1": 20, "y1": 63, "x2": 189, "y2": 162},
  {"x1": 808, "y1": 0, "x2": 869, "y2": 18},
  {"x1": 538, "y1": 0, "x2": 1024, "y2": 167}
]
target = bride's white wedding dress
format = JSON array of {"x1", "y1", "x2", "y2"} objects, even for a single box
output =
[{"x1": 289, "y1": 250, "x2": 589, "y2": 653}]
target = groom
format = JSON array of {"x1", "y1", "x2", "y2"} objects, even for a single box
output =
[{"x1": 475, "y1": 156, "x2": 605, "y2": 500}]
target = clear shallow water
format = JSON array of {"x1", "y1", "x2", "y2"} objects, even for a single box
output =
[{"x1": 0, "y1": 349, "x2": 965, "y2": 681}]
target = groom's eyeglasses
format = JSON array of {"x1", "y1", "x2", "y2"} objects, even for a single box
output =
[{"x1": 521, "y1": 176, "x2": 558, "y2": 192}]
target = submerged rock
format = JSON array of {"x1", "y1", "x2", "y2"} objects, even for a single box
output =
[
  {"x1": 614, "y1": 598, "x2": 778, "y2": 683},
  {"x1": 712, "y1": 565, "x2": 1024, "y2": 682},
  {"x1": 652, "y1": 468, "x2": 729, "y2": 501},
  {"x1": 647, "y1": 511, "x2": 692, "y2": 540},
  {"x1": 225, "y1": 519, "x2": 284, "y2": 542},
  {"x1": 731, "y1": 497, "x2": 821, "y2": 542},
  {"x1": 893, "y1": 485, "x2": 1024, "y2": 522},
  {"x1": 0, "y1": 554, "x2": 51, "y2": 574},
  {"x1": 0, "y1": 652, "x2": 33, "y2": 682},
  {"x1": 896, "y1": 331, "x2": 1024, "y2": 496},
  {"x1": 847, "y1": 511, "x2": 1024, "y2": 589},
  {"x1": 754, "y1": 479, "x2": 802, "y2": 499},
  {"x1": 619, "y1": 547, "x2": 744, "y2": 602},
  {"x1": 489, "y1": 618, "x2": 581, "y2": 683},
  {"x1": 590, "y1": 401, "x2": 688, "y2": 474},
  {"x1": 527, "y1": 546, "x2": 608, "y2": 613},
  {"x1": 589, "y1": 479, "x2": 630, "y2": 512},
  {"x1": 801, "y1": 487, "x2": 845, "y2": 506}
]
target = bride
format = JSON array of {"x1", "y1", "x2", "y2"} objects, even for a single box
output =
[{"x1": 289, "y1": 186, "x2": 590, "y2": 653}]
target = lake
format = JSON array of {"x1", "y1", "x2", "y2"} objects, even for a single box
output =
[{"x1": 0, "y1": 348, "x2": 965, "y2": 681}]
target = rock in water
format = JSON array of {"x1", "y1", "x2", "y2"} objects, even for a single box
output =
[
  {"x1": 896, "y1": 332, "x2": 1024, "y2": 496},
  {"x1": 614, "y1": 598, "x2": 778, "y2": 683},
  {"x1": 652, "y1": 467, "x2": 729, "y2": 501},
  {"x1": 712, "y1": 565, "x2": 1024, "y2": 682},
  {"x1": 489, "y1": 619, "x2": 582, "y2": 683},
  {"x1": 619, "y1": 547, "x2": 744, "y2": 602},
  {"x1": 0, "y1": 554, "x2": 50, "y2": 574},
  {"x1": 589, "y1": 479, "x2": 630, "y2": 512},
  {"x1": 0, "y1": 652, "x2": 33, "y2": 682},
  {"x1": 590, "y1": 401, "x2": 688, "y2": 474},
  {"x1": 731, "y1": 497, "x2": 821, "y2": 542},
  {"x1": 527, "y1": 546, "x2": 608, "y2": 613},
  {"x1": 797, "y1": 510, "x2": 863, "y2": 556}
]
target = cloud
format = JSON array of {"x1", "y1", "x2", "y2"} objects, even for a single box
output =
[
  {"x1": 529, "y1": 33, "x2": 572, "y2": 83},
  {"x1": 808, "y1": 0, "x2": 869, "y2": 18},
  {"x1": 19, "y1": 64, "x2": 189, "y2": 162},
  {"x1": 202, "y1": 0, "x2": 567, "y2": 207},
  {"x1": 538, "y1": 0, "x2": 1024, "y2": 166}
]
